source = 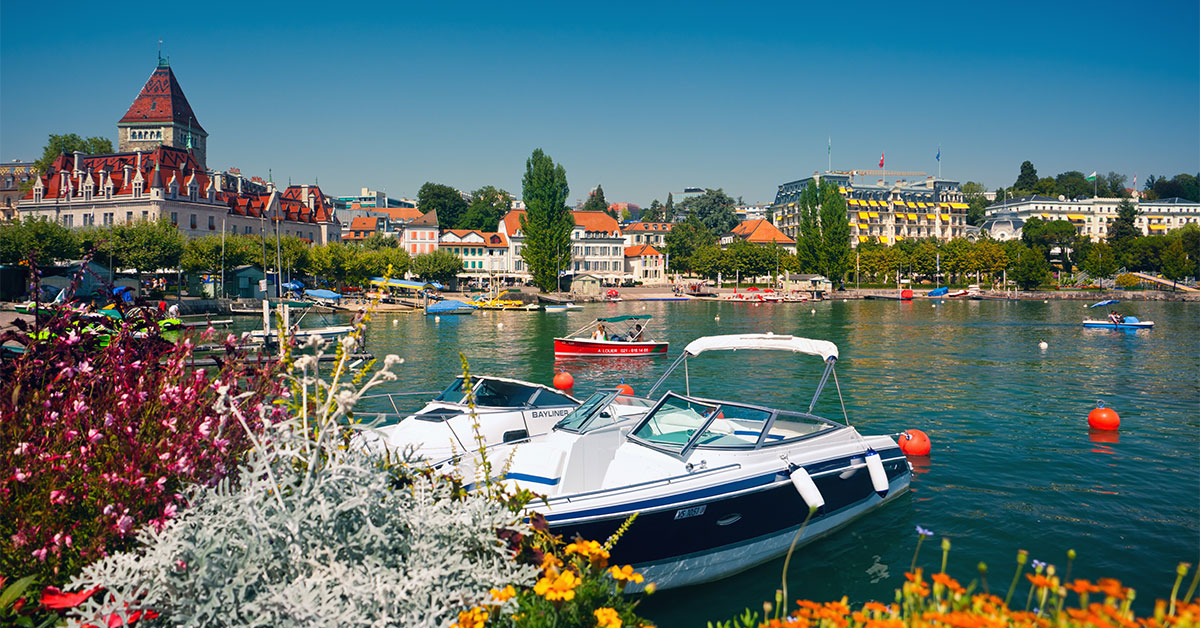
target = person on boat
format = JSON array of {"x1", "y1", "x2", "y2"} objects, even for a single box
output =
[
  {"x1": 630, "y1": 323, "x2": 645, "y2": 342},
  {"x1": 592, "y1": 324, "x2": 606, "y2": 340},
  {"x1": 167, "y1": 303, "x2": 180, "y2": 318},
  {"x1": 1108, "y1": 310, "x2": 1122, "y2": 325}
]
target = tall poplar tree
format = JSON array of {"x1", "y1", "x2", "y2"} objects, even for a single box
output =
[
  {"x1": 519, "y1": 149, "x2": 574, "y2": 292},
  {"x1": 795, "y1": 182, "x2": 822, "y2": 272},
  {"x1": 665, "y1": 193, "x2": 675, "y2": 221},
  {"x1": 818, "y1": 181, "x2": 851, "y2": 282}
]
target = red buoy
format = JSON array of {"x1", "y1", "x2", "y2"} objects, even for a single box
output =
[
  {"x1": 616, "y1": 383, "x2": 633, "y2": 395},
  {"x1": 900, "y1": 289, "x2": 914, "y2": 300},
  {"x1": 553, "y1": 371, "x2": 574, "y2": 391},
  {"x1": 898, "y1": 429, "x2": 931, "y2": 456},
  {"x1": 1088, "y1": 403, "x2": 1120, "y2": 431}
]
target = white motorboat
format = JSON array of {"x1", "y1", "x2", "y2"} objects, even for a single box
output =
[
  {"x1": 471, "y1": 333, "x2": 912, "y2": 591},
  {"x1": 360, "y1": 376, "x2": 580, "y2": 462},
  {"x1": 244, "y1": 324, "x2": 356, "y2": 343}
]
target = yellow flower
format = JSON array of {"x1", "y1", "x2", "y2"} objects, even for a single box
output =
[
  {"x1": 540, "y1": 553, "x2": 563, "y2": 573},
  {"x1": 450, "y1": 606, "x2": 488, "y2": 628},
  {"x1": 534, "y1": 568, "x2": 581, "y2": 602},
  {"x1": 566, "y1": 539, "x2": 610, "y2": 560},
  {"x1": 608, "y1": 564, "x2": 645, "y2": 585},
  {"x1": 594, "y1": 607, "x2": 623, "y2": 628},
  {"x1": 489, "y1": 585, "x2": 516, "y2": 602}
]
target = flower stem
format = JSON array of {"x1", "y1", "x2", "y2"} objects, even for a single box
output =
[
  {"x1": 780, "y1": 506, "x2": 816, "y2": 619},
  {"x1": 910, "y1": 535, "x2": 925, "y2": 573},
  {"x1": 1004, "y1": 550, "x2": 1028, "y2": 607},
  {"x1": 1169, "y1": 562, "x2": 1188, "y2": 616}
]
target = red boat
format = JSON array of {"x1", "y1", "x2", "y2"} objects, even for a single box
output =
[{"x1": 553, "y1": 315, "x2": 668, "y2": 357}]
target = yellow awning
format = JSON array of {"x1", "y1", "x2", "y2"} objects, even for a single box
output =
[
  {"x1": 895, "y1": 235, "x2": 904, "y2": 241},
  {"x1": 838, "y1": 187, "x2": 846, "y2": 193},
  {"x1": 1148, "y1": 224, "x2": 1168, "y2": 230},
  {"x1": 869, "y1": 212, "x2": 879, "y2": 218},
  {"x1": 885, "y1": 236, "x2": 893, "y2": 244},
  {"x1": 788, "y1": 202, "x2": 795, "y2": 207},
  {"x1": 1041, "y1": 214, "x2": 1051, "y2": 219},
  {"x1": 1067, "y1": 214, "x2": 1086, "y2": 221},
  {"x1": 858, "y1": 236, "x2": 870, "y2": 242},
  {"x1": 907, "y1": 213, "x2": 918, "y2": 220},
  {"x1": 925, "y1": 214, "x2": 936, "y2": 220},
  {"x1": 857, "y1": 223, "x2": 869, "y2": 229},
  {"x1": 858, "y1": 211, "x2": 870, "y2": 220},
  {"x1": 952, "y1": 202, "x2": 969, "y2": 209},
  {"x1": 941, "y1": 214, "x2": 951, "y2": 222}
]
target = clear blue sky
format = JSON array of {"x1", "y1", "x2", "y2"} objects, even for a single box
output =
[{"x1": 2, "y1": 1, "x2": 1197, "y2": 206}]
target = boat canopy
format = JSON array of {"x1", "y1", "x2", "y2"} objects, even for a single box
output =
[
  {"x1": 682, "y1": 334, "x2": 838, "y2": 361},
  {"x1": 426, "y1": 299, "x2": 476, "y2": 313},
  {"x1": 597, "y1": 314, "x2": 652, "y2": 323},
  {"x1": 305, "y1": 289, "x2": 342, "y2": 300},
  {"x1": 370, "y1": 277, "x2": 444, "y2": 290},
  {"x1": 928, "y1": 287, "x2": 949, "y2": 297},
  {"x1": 1088, "y1": 299, "x2": 1120, "y2": 308}
]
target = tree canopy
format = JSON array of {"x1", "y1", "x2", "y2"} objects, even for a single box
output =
[
  {"x1": 0, "y1": 218, "x2": 79, "y2": 266},
  {"x1": 33, "y1": 134, "x2": 114, "y2": 177},
  {"x1": 581, "y1": 184, "x2": 610, "y2": 216},
  {"x1": 518, "y1": 149, "x2": 573, "y2": 292},
  {"x1": 679, "y1": 189, "x2": 738, "y2": 235},
  {"x1": 663, "y1": 217, "x2": 715, "y2": 274},
  {"x1": 417, "y1": 183, "x2": 468, "y2": 230},
  {"x1": 459, "y1": 186, "x2": 511, "y2": 232}
]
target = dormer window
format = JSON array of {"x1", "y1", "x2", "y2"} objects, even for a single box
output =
[{"x1": 133, "y1": 181, "x2": 143, "y2": 198}]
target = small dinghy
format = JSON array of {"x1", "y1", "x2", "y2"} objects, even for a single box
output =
[{"x1": 1082, "y1": 316, "x2": 1154, "y2": 329}]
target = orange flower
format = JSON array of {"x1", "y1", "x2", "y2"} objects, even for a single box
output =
[
  {"x1": 540, "y1": 553, "x2": 563, "y2": 574},
  {"x1": 1026, "y1": 573, "x2": 1055, "y2": 588},
  {"x1": 1097, "y1": 578, "x2": 1128, "y2": 600},
  {"x1": 566, "y1": 539, "x2": 610, "y2": 560},
  {"x1": 905, "y1": 569, "x2": 925, "y2": 583},
  {"x1": 863, "y1": 601, "x2": 891, "y2": 614},
  {"x1": 534, "y1": 569, "x2": 581, "y2": 602},
  {"x1": 608, "y1": 564, "x2": 645, "y2": 585},
  {"x1": 1068, "y1": 579, "x2": 1097, "y2": 594},
  {"x1": 933, "y1": 572, "x2": 967, "y2": 595},
  {"x1": 489, "y1": 585, "x2": 515, "y2": 602},
  {"x1": 450, "y1": 606, "x2": 488, "y2": 628},
  {"x1": 594, "y1": 607, "x2": 623, "y2": 628}
]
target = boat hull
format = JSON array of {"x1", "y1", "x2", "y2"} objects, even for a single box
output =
[
  {"x1": 543, "y1": 448, "x2": 910, "y2": 590},
  {"x1": 1082, "y1": 320, "x2": 1154, "y2": 329},
  {"x1": 553, "y1": 338, "x2": 668, "y2": 356}
]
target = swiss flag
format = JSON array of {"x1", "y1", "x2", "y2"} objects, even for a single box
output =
[{"x1": 879, "y1": 153, "x2": 885, "y2": 168}]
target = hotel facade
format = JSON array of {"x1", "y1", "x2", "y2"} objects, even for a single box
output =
[
  {"x1": 772, "y1": 171, "x2": 969, "y2": 247},
  {"x1": 983, "y1": 195, "x2": 1200, "y2": 241}
]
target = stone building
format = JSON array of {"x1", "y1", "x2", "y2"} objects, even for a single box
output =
[
  {"x1": 1, "y1": 161, "x2": 36, "y2": 219},
  {"x1": 17, "y1": 59, "x2": 339, "y2": 243}
]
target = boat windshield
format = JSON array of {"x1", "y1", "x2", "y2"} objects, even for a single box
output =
[
  {"x1": 431, "y1": 377, "x2": 573, "y2": 408},
  {"x1": 554, "y1": 392, "x2": 615, "y2": 432},
  {"x1": 631, "y1": 393, "x2": 841, "y2": 452}
]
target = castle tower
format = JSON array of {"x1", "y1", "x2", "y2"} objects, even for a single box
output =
[{"x1": 117, "y1": 57, "x2": 208, "y2": 169}]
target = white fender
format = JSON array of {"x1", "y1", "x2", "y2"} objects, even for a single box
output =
[
  {"x1": 789, "y1": 467, "x2": 824, "y2": 510},
  {"x1": 865, "y1": 449, "x2": 889, "y2": 498}
]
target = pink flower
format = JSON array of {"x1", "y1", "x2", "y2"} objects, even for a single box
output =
[
  {"x1": 163, "y1": 503, "x2": 177, "y2": 519},
  {"x1": 116, "y1": 515, "x2": 134, "y2": 535},
  {"x1": 49, "y1": 490, "x2": 68, "y2": 504},
  {"x1": 14, "y1": 468, "x2": 28, "y2": 482},
  {"x1": 87, "y1": 429, "x2": 102, "y2": 443},
  {"x1": 32, "y1": 547, "x2": 48, "y2": 562},
  {"x1": 13, "y1": 442, "x2": 30, "y2": 456}
]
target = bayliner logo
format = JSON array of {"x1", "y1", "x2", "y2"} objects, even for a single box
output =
[{"x1": 530, "y1": 409, "x2": 572, "y2": 419}]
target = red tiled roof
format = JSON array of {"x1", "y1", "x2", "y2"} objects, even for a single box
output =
[
  {"x1": 624, "y1": 245, "x2": 662, "y2": 257},
  {"x1": 378, "y1": 207, "x2": 424, "y2": 222},
  {"x1": 729, "y1": 219, "x2": 795, "y2": 245},
  {"x1": 441, "y1": 229, "x2": 509, "y2": 248},
  {"x1": 349, "y1": 216, "x2": 380, "y2": 230},
  {"x1": 119, "y1": 64, "x2": 206, "y2": 133},
  {"x1": 624, "y1": 222, "x2": 673, "y2": 232},
  {"x1": 501, "y1": 210, "x2": 618, "y2": 237}
]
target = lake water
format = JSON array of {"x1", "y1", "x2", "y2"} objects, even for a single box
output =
[{"x1": 249, "y1": 298, "x2": 1200, "y2": 623}]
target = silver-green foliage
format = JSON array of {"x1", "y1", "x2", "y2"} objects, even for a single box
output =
[{"x1": 65, "y1": 337, "x2": 536, "y2": 628}]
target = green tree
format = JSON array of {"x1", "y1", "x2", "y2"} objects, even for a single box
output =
[
  {"x1": 1010, "y1": 245, "x2": 1049, "y2": 290},
  {"x1": 1033, "y1": 177, "x2": 1058, "y2": 196},
  {"x1": 663, "y1": 216, "x2": 715, "y2": 274},
  {"x1": 818, "y1": 182, "x2": 851, "y2": 282},
  {"x1": 961, "y1": 182, "x2": 989, "y2": 226},
  {"x1": 410, "y1": 249, "x2": 462, "y2": 284},
  {"x1": 1022, "y1": 219, "x2": 1080, "y2": 271},
  {"x1": 1158, "y1": 239, "x2": 1191, "y2": 288},
  {"x1": 907, "y1": 240, "x2": 939, "y2": 281},
  {"x1": 664, "y1": 193, "x2": 675, "y2": 220},
  {"x1": 690, "y1": 244, "x2": 729, "y2": 280},
  {"x1": 794, "y1": 182, "x2": 822, "y2": 273},
  {"x1": 110, "y1": 220, "x2": 185, "y2": 278},
  {"x1": 361, "y1": 232, "x2": 399, "y2": 250},
  {"x1": 1080, "y1": 241, "x2": 1119, "y2": 279},
  {"x1": 1125, "y1": 236, "x2": 1166, "y2": 272},
  {"x1": 1178, "y1": 223, "x2": 1200, "y2": 277},
  {"x1": 725, "y1": 240, "x2": 775, "y2": 280},
  {"x1": 1107, "y1": 199, "x2": 1141, "y2": 254},
  {"x1": 1104, "y1": 172, "x2": 1129, "y2": 198},
  {"x1": 0, "y1": 217, "x2": 79, "y2": 265},
  {"x1": 975, "y1": 239, "x2": 1009, "y2": 284},
  {"x1": 642, "y1": 200, "x2": 663, "y2": 222},
  {"x1": 459, "y1": 186, "x2": 511, "y2": 232},
  {"x1": 309, "y1": 242, "x2": 356, "y2": 288},
  {"x1": 680, "y1": 189, "x2": 738, "y2": 235},
  {"x1": 518, "y1": 149, "x2": 573, "y2": 292},
  {"x1": 1056, "y1": 171, "x2": 1091, "y2": 199},
  {"x1": 32, "y1": 133, "x2": 114, "y2": 179},
  {"x1": 417, "y1": 182, "x2": 468, "y2": 229},
  {"x1": 581, "y1": 184, "x2": 610, "y2": 215},
  {"x1": 1014, "y1": 161, "x2": 1038, "y2": 192}
]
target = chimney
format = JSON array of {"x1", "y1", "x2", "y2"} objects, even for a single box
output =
[
  {"x1": 301, "y1": 184, "x2": 310, "y2": 207},
  {"x1": 73, "y1": 151, "x2": 83, "y2": 173},
  {"x1": 123, "y1": 163, "x2": 131, "y2": 187},
  {"x1": 135, "y1": 150, "x2": 142, "y2": 170},
  {"x1": 236, "y1": 175, "x2": 243, "y2": 195}
]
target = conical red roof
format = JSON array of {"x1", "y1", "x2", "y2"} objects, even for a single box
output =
[{"x1": 119, "y1": 63, "x2": 206, "y2": 133}]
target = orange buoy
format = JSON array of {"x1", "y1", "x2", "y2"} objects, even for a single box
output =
[
  {"x1": 898, "y1": 429, "x2": 931, "y2": 456},
  {"x1": 553, "y1": 371, "x2": 574, "y2": 391},
  {"x1": 901, "y1": 289, "x2": 914, "y2": 300},
  {"x1": 616, "y1": 383, "x2": 634, "y2": 395},
  {"x1": 1088, "y1": 402, "x2": 1120, "y2": 431}
]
